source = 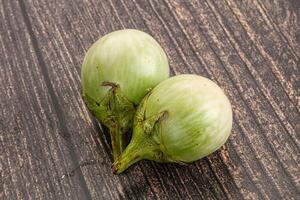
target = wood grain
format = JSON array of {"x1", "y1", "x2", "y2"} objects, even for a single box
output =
[{"x1": 1, "y1": 0, "x2": 299, "y2": 199}]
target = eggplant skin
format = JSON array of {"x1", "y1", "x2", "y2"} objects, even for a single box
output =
[
  {"x1": 144, "y1": 74, "x2": 233, "y2": 163},
  {"x1": 81, "y1": 29, "x2": 169, "y2": 105}
]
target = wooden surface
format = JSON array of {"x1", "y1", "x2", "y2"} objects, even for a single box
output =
[{"x1": 1, "y1": 0, "x2": 299, "y2": 199}]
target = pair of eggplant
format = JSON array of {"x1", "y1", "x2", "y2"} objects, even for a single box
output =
[{"x1": 81, "y1": 29, "x2": 232, "y2": 174}]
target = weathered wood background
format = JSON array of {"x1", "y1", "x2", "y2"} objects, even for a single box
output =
[{"x1": 1, "y1": 0, "x2": 299, "y2": 199}]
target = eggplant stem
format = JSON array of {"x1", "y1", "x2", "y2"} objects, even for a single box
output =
[
  {"x1": 112, "y1": 144, "x2": 143, "y2": 174},
  {"x1": 110, "y1": 125, "x2": 124, "y2": 161}
]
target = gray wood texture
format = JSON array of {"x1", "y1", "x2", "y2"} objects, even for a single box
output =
[{"x1": 1, "y1": 0, "x2": 299, "y2": 199}]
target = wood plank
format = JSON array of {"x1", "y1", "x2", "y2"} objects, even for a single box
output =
[
  {"x1": 19, "y1": 0, "x2": 240, "y2": 198},
  {"x1": 1, "y1": 0, "x2": 299, "y2": 199},
  {"x1": 143, "y1": 0, "x2": 299, "y2": 198},
  {"x1": 0, "y1": 0, "x2": 121, "y2": 199},
  {"x1": 259, "y1": 0, "x2": 300, "y2": 58}
]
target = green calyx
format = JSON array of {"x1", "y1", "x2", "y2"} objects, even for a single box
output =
[
  {"x1": 82, "y1": 81, "x2": 135, "y2": 161},
  {"x1": 112, "y1": 94, "x2": 179, "y2": 174}
]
